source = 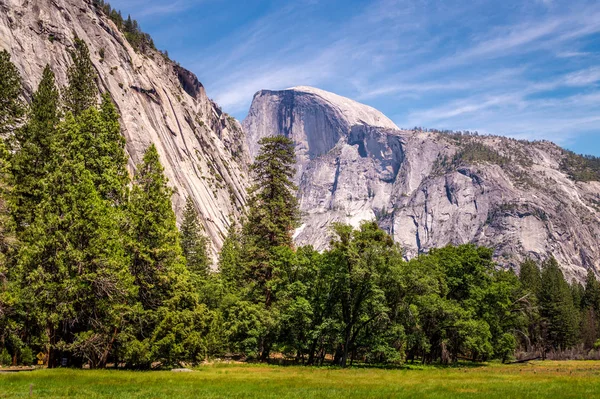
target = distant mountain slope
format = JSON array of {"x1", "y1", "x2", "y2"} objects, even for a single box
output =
[
  {"x1": 0, "y1": 0, "x2": 250, "y2": 254},
  {"x1": 243, "y1": 87, "x2": 600, "y2": 280}
]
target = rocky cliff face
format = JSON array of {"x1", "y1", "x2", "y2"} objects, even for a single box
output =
[
  {"x1": 243, "y1": 87, "x2": 600, "y2": 281},
  {"x1": 0, "y1": 0, "x2": 250, "y2": 254}
]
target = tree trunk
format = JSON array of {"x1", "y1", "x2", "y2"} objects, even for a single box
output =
[{"x1": 340, "y1": 327, "x2": 352, "y2": 367}]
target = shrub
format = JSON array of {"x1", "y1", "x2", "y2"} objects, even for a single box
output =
[
  {"x1": 20, "y1": 347, "x2": 34, "y2": 366},
  {"x1": 0, "y1": 348, "x2": 11, "y2": 366}
]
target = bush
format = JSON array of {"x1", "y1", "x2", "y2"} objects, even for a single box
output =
[
  {"x1": 0, "y1": 348, "x2": 12, "y2": 366},
  {"x1": 20, "y1": 347, "x2": 34, "y2": 366}
]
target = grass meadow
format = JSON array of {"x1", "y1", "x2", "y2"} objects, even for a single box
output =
[{"x1": 1, "y1": 361, "x2": 600, "y2": 398}]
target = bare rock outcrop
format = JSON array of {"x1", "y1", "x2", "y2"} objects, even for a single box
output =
[
  {"x1": 243, "y1": 87, "x2": 600, "y2": 281},
  {"x1": 0, "y1": 0, "x2": 250, "y2": 255}
]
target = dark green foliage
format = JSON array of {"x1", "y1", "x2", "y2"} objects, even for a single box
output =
[
  {"x1": 16, "y1": 112, "x2": 134, "y2": 368},
  {"x1": 581, "y1": 270, "x2": 600, "y2": 349},
  {"x1": 19, "y1": 346, "x2": 33, "y2": 365},
  {"x1": 539, "y1": 258, "x2": 580, "y2": 350},
  {"x1": 452, "y1": 142, "x2": 510, "y2": 167},
  {"x1": 0, "y1": 54, "x2": 21, "y2": 364},
  {"x1": 243, "y1": 136, "x2": 299, "y2": 306},
  {"x1": 127, "y1": 144, "x2": 187, "y2": 311},
  {"x1": 218, "y1": 222, "x2": 243, "y2": 291},
  {"x1": 11, "y1": 65, "x2": 60, "y2": 230},
  {"x1": 92, "y1": 1, "x2": 157, "y2": 54},
  {"x1": 64, "y1": 38, "x2": 97, "y2": 116},
  {"x1": 0, "y1": 347, "x2": 10, "y2": 365},
  {"x1": 0, "y1": 50, "x2": 24, "y2": 136},
  {"x1": 180, "y1": 196, "x2": 210, "y2": 277},
  {"x1": 560, "y1": 151, "x2": 600, "y2": 182},
  {"x1": 0, "y1": 139, "x2": 14, "y2": 267},
  {"x1": 519, "y1": 259, "x2": 542, "y2": 298}
]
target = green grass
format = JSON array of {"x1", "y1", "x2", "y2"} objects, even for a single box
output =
[{"x1": 1, "y1": 361, "x2": 600, "y2": 398}]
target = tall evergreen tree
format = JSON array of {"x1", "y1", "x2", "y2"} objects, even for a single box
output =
[
  {"x1": 0, "y1": 50, "x2": 24, "y2": 136},
  {"x1": 519, "y1": 259, "x2": 542, "y2": 298},
  {"x1": 581, "y1": 270, "x2": 600, "y2": 349},
  {"x1": 64, "y1": 38, "x2": 97, "y2": 116},
  {"x1": 17, "y1": 113, "x2": 133, "y2": 367},
  {"x1": 0, "y1": 52, "x2": 22, "y2": 363},
  {"x1": 518, "y1": 259, "x2": 543, "y2": 352},
  {"x1": 0, "y1": 51, "x2": 21, "y2": 260},
  {"x1": 243, "y1": 135, "x2": 299, "y2": 306},
  {"x1": 75, "y1": 95, "x2": 128, "y2": 204},
  {"x1": 539, "y1": 258, "x2": 580, "y2": 351},
  {"x1": 11, "y1": 65, "x2": 60, "y2": 230},
  {"x1": 127, "y1": 144, "x2": 187, "y2": 310},
  {"x1": 583, "y1": 269, "x2": 600, "y2": 312},
  {"x1": 180, "y1": 196, "x2": 209, "y2": 277},
  {"x1": 0, "y1": 142, "x2": 14, "y2": 268},
  {"x1": 218, "y1": 222, "x2": 243, "y2": 291}
]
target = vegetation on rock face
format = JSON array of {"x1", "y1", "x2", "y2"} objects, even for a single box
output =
[
  {"x1": 560, "y1": 150, "x2": 600, "y2": 182},
  {"x1": 92, "y1": 0, "x2": 158, "y2": 55}
]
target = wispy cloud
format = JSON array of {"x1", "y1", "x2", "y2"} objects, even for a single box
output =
[{"x1": 109, "y1": 0, "x2": 600, "y2": 154}]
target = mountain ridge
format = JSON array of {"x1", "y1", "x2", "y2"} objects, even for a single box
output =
[{"x1": 243, "y1": 86, "x2": 600, "y2": 280}]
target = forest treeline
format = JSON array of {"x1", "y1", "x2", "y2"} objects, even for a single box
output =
[{"x1": 0, "y1": 41, "x2": 600, "y2": 369}]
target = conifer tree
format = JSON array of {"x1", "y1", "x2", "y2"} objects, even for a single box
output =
[
  {"x1": 0, "y1": 142, "x2": 14, "y2": 267},
  {"x1": 243, "y1": 135, "x2": 299, "y2": 306},
  {"x1": 180, "y1": 196, "x2": 209, "y2": 277},
  {"x1": 127, "y1": 144, "x2": 187, "y2": 310},
  {"x1": 539, "y1": 258, "x2": 580, "y2": 351},
  {"x1": 0, "y1": 50, "x2": 24, "y2": 136},
  {"x1": 0, "y1": 51, "x2": 21, "y2": 260},
  {"x1": 64, "y1": 38, "x2": 97, "y2": 115},
  {"x1": 11, "y1": 65, "x2": 60, "y2": 229},
  {"x1": 519, "y1": 259, "x2": 542, "y2": 298},
  {"x1": 17, "y1": 113, "x2": 133, "y2": 367},
  {"x1": 219, "y1": 222, "x2": 243, "y2": 291},
  {"x1": 0, "y1": 52, "x2": 22, "y2": 361},
  {"x1": 581, "y1": 270, "x2": 600, "y2": 348},
  {"x1": 518, "y1": 259, "x2": 543, "y2": 351},
  {"x1": 75, "y1": 95, "x2": 128, "y2": 204},
  {"x1": 583, "y1": 269, "x2": 600, "y2": 312}
]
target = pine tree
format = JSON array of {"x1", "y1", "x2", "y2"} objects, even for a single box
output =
[
  {"x1": 0, "y1": 142, "x2": 14, "y2": 266},
  {"x1": 17, "y1": 113, "x2": 133, "y2": 367},
  {"x1": 123, "y1": 145, "x2": 205, "y2": 367},
  {"x1": 0, "y1": 52, "x2": 22, "y2": 361},
  {"x1": 581, "y1": 270, "x2": 600, "y2": 349},
  {"x1": 518, "y1": 259, "x2": 543, "y2": 351},
  {"x1": 0, "y1": 51, "x2": 21, "y2": 261},
  {"x1": 583, "y1": 269, "x2": 600, "y2": 312},
  {"x1": 219, "y1": 221, "x2": 243, "y2": 291},
  {"x1": 0, "y1": 50, "x2": 24, "y2": 136},
  {"x1": 180, "y1": 196, "x2": 209, "y2": 277},
  {"x1": 124, "y1": 15, "x2": 134, "y2": 33},
  {"x1": 539, "y1": 258, "x2": 580, "y2": 351},
  {"x1": 64, "y1": 38, "x2": 97, "y2": 116},
  {"x1": 75, "y1": 94, "x2": 128, "y2": 204},
  {"x1": 127, "y1": 144, "x2": 187, "y2": 310},
  {"x1": 243, "y1": 135, "x2": 299, "y2": 306},
  {"x1": 11, "y1": 65, "x2": 60, "y2": 230},
  {"x1": 519, "y1": 259, "x2": 542, "y2": 298}
]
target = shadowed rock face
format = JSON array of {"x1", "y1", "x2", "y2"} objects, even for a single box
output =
[
  {"x1": 243, "y1": 87, "x2": 600, "y2": 281},
  {"x1": 0, "y1": 0, "x2": 250, "y2": 256}
]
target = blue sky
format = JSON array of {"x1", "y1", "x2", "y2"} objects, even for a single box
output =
[{"x1": 108, "y1": 0, "x2": 600, "y2": 156}]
